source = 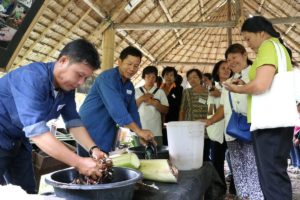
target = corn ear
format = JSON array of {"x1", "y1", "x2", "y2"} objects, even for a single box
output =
[
  {"x1": 139, "y1": 159, "x2": 178, "y2": 183},
  {"x1": 110, "y1": 152, "x2": 140, "y2": 169}
]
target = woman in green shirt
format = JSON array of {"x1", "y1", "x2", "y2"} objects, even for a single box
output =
[{"x1": 223, "y1": 16, "x2": 294, "y2": 200}]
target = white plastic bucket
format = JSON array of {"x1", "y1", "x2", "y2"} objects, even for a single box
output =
[{"x1": 165, "y1": 121, "x2": 205, "y2": 170}]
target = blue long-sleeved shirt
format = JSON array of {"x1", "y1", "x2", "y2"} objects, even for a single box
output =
[
  {"x1": 79, "y1": 67, "x2": 141, "y2": 152},
  {"x1": 0, "y1": 62, "x2": 83, "y2": 151}
]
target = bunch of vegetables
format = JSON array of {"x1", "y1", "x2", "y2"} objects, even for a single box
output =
[
  {"x1": 111, "y1": 153, "x2": 178, "y2": 183},
  {"x1": 72, "y1": 157, "x2": 113, "y2": 185}
]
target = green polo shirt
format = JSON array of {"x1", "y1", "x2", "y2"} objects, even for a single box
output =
[{"x1": 247, "y1": 37, "x2": 293, "y2": 122}]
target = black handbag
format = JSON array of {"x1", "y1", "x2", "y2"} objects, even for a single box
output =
[{"x1": 226, "y1": 92, "x2": 252, "y2": 142}]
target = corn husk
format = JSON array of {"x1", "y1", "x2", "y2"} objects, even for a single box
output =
[
  {"x1": 139, "y1": 159, "x2": 178, "y2": 183},
  {"x1": 111, "y1": 153, "x2": 178, "y2": 183},
  {"x1": 110, "y1": 152, "x2": 140, "y2": 169}
]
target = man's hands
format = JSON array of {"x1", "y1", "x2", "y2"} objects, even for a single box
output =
[
  {"x1": 136, "y1": 129, "x2": 156, "y2": 146},
  {"x1": 140, "y1": 93, "x2": 153, "y2": 103},
  {"x1": 75, "y1": 157, "x2": 101, "y2": 180},
  {"x1": 90, "y1": 147, "x2": 107, "y2": 161}
]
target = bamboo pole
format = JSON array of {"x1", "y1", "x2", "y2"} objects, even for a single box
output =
[
  {"x1": 101, "y1": 28, "x2": 115, "y2": 71},
  {"x1": 114, "y1": 16, "x2": 300, "y2": 31}
]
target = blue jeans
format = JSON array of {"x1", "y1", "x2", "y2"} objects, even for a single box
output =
[
  {"x1": 0, "y1": 143, "x2": 36, "y2": 193},
  {"x1": 293, "y1": 143, "x2": 300, "y2": 168}
]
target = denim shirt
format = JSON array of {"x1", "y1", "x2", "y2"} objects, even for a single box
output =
[
  {"x1": 0, "y1": 62, "x2": 83, "y2": 151},
  {"x1": 79, "y1": 67, "x2": 141, "y2": 153}
]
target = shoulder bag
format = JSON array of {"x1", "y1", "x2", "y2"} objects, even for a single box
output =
[
  {"x1": 250, "y1": 41, "x2": 300, "y2": 131},
  {"x1": 226, "y1": 92, "x2": 252, "y2": 142}
]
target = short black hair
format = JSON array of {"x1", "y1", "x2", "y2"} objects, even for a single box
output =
[
  {"x1": 241, "y1": 16, "x2": 292, "y2": 60},
  {"x1": 203, "y1": 73, "x2": 212, "y2": 80},
  {"x1": 212, "y1": 60, "x2": 231, "y2": 82},
  {"x1": 187, "y1": 69, "x2": 203, "y2": 80},
  {"x1": 142, "y1": 66, "x2": 158, "y2": 79},
  {"x1": 119, "y1": 46, "x2": 142, "y2": 60},
  {"x1": 58, "y1": 39, "x2": 100, "y2": 70},
  {"x1": 225, "y1": 43, "x2": 252, "y2": 66},
  {"x1": 175, "y1": 74, "x2": 183, "y2": 86},
  {"x1": 162, "y1": 66, "x2": 177, "y2": 78}
]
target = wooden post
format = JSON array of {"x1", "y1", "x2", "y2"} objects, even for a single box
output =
[{"x1": 101, "y1": 28, "x2": 115, "y2": 71}]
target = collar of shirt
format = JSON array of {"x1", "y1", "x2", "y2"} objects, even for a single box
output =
[
  {"x1": 233, "y1": 65, "x2": 250, "y2": 80},
  {"x1": 48, "y1": 62, "x2": 58, "y2": 98},
  {"x1": 115, "y1": 66, "x2": 131, "y2": 85},
  {"x1": 143, "y1": 85, "x2": 157, "y2": 93},
  {"x1": 160, "y1": 83, "x2": 176, "y2": 94}
]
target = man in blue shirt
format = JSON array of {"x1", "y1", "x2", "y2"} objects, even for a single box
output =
[
  {"x1": 0, "y1": 39, "x2": 106, "y2": 193},
  {"x1": 78, "y1": 46, "x2": 155, "y2": 155}
]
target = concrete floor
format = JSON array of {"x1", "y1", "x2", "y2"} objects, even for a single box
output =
[{"x1": 290, "y1": 171, "x2": 300, "y2": 200}]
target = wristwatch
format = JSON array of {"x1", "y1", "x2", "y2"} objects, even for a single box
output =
[{"x1": 89, "y1": 145, "x2": 99, "y2": 156}]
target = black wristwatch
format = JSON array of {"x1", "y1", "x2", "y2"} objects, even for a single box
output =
[{"x1": 89, "y1": 145, "x2": 99, "y2": 156}]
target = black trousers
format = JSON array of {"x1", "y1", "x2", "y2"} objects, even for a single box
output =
[
  {"x1": 210, "y1": 140, "x2": 227, "y2": 185},
  {"x1": 252, "y1": 127, "x2": 294, "y2": 200},
  {"x1": 0, "y1": 143, "x2": 36, "y2": 194}
]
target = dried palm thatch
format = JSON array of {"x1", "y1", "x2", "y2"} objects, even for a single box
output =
[{"x1": 4, "y1": 0, "x2": 300, "y2": 85}]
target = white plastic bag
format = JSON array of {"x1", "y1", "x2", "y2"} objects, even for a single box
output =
[{"x1": 250, "y1": 42, "x2": 300, "y2": 131}]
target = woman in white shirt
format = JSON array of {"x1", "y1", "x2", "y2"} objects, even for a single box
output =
[{"x1": 205, "y1": 44, "x2": 263, "y2": 200}]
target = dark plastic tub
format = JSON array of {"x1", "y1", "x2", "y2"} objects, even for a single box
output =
[
  {"x1": 45, "y1": 167, "x2": 142, "y2": 200},
  {"x1": 128, "y1": 145, "x2": 169, "y2": 159}
]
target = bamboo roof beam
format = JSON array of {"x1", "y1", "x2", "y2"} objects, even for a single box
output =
[
  {"x1": 117, "y1": 30, "x2": 156, "y2": 62},
  {"x1": 257, "y1": 0, "x2": 265, "y2": 13},
  {"x1": 285, "y1": 23, "x2": 295, "y2": 35},
  {"x1": 156, "y1": 0, "x2": 223, "y2": 62},
  {"x1": 135, "y1": 0, "x2": 203, "y2": 61},
  {"x1": 114, "y1": 16, "x2": 300, "y2": 31},
  {"x1": 157, "y1": 61, "x2": 216, "y2": 66},
  {"x1": 198, "y1": 0, "x2": 205, "y2": 21},
  {"x1": 42, "y1": 8, "x2": 93, "y2": 62},
  {"x1": 83, "y1": 0, "x2": 106, "y2": 18},
  {"x1": 227, "y1": 0, "x2": 232, "y2": 46},
  {"x1": 86, "y1": 0, "x2": 128, "y2": 42},
  {"x1": 84, "y1": 0, "x2": 156, "y2": 62},
  {"x1": 114, "y1": 20, "x2": 236, "y2": 30},
  {"x1": 157, "y1": 0, "x2": 227, "y2": 63},
  {"x1": 271, "y1": 17, "x2": 300, "y2": 25},
  {"x1": 158, "y1": 0, "x2": 183, "y2": 45}
]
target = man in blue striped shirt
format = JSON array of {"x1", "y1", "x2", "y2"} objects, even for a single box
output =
[{"x1": 78, "y1": 46, "x2": 155, "y2": 155}]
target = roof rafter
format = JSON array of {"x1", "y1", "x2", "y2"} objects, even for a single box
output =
[
  {"x1": 84, "y1": 0, "x2": 156, "y2": 62},
  {"x1": 156, "y1": 0, "x2": 225, "y2": 62},
  {"x1": 42, "y1": 8, "x2": 93, "y2": 62},
  {"x1": 114, "y1": 16, "x2": 300, "y2": 30},
  {"x1": 158, "y1": 0, "x2": 183, "y2": 45},
  {"x1": 257, "y1": 0, "x2": 266, "y2": 13}
]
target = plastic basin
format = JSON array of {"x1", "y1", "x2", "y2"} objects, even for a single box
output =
[
  {"x1": 45, "y1": 167, "x2": 142, "y2": 200},
  {"x1": 127, "y1": 145, "x2": 169, "y2": 159}
]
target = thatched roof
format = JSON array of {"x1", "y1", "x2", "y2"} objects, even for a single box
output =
[{"x1": 4, "y1": 0, "x2": 300, "y2": 84}]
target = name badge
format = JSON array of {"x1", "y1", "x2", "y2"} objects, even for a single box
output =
[
  {"x1": 57, "y1": 104, "x2": 65, "y2": 111},
  {"x1": 198, "y1": 98, "x2": 206, "y2": 104},
  {"x1": 127, "y1": 89, "x2": 132, "y2": 95}
]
